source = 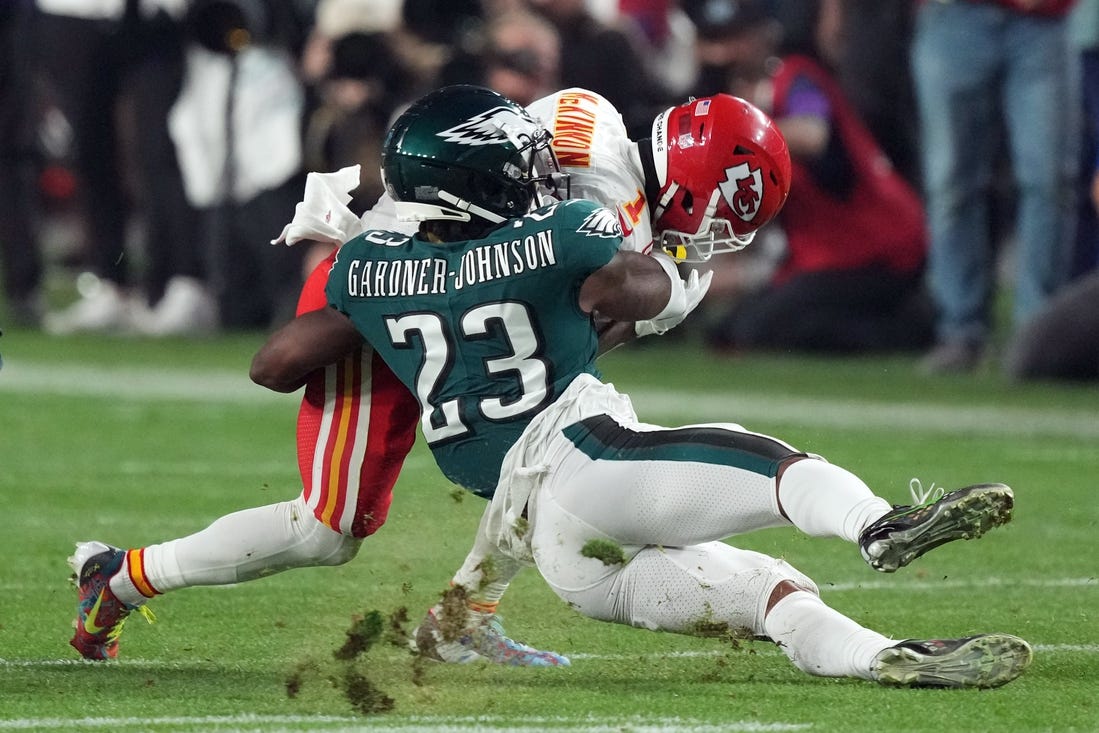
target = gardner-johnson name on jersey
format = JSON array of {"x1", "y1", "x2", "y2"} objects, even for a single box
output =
[{"x1": 344, "y1": 228, "x2": 558, "y2": 298}]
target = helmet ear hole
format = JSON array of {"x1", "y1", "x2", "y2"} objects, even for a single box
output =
[{"x1": 680, "y1": 189, "x2": 694, "y2": 214}]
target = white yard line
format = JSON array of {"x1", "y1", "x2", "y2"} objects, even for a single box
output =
[
  {"x1": 0, "y1": 714, "x2": 809, "y2": 732},
  {"x1": 0, "y1": 362, "x2": 278, "y2": 404},
  {"x1": 4, "y1": 361, "x2": 1098, "y2": 438}
]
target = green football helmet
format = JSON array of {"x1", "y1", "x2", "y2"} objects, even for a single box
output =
[{"x1": 381, "y1": 85, "x2": 566, "y2": 224}]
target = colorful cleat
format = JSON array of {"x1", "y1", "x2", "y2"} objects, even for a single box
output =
[
  {"x1": 859, "y1": 481, "x2": 1014, "y2": 573},
  {"x1": 871, "y1": 633, "x2": 1033, "y2": 688},
  {"x1": 411, "y1": 606, "x2": 570, "y2": 667},
  {"x1": 68, "y1": 541, "x2": 153, "y2": 660}
]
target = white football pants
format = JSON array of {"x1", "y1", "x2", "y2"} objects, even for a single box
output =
[{"x1": 526, "y1": 414, "x2": 886, "y2": 640}]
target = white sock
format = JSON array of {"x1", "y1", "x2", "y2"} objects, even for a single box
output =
[
  {"x1": 111, "y1": 495, "x2": 359, "y2": 601},
  {"x1": 764, "y1": 590, "x2": 893, "y2": 679},
  {"x1": 778, "y1": 459, "x2": 892, "y2": 542},
  {"x1": 450, "y1": 522, "x2": 525, "y2": 614}
]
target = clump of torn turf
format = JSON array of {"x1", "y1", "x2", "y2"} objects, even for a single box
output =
[
  {"x1": 580, "y1": 538, "x2": 626, "y2": 566},
  {"x1": 435, "y1": 585, "x2": 472, "y2": 643},
  {"x1": 686, "y1": 605, "x2": 756, "y2": 648},
  {"x1": 343, "y1": 668, "x2": 395, "y2": 715},
  {"x1": 286, "y1": 608, "x2": 402, "y2": 717},
  {"x1": 512, "y1": 515, "x2": 530, "y2": 541},
  {"x1": 385, "y1": 606, "x2": 411, "y2": 649},
  {"x1": 474, "y1": 557, "x2": 499, "y2": 591},
  {"x1": 334, "y1": 610, "x2": 385, "y2": 661},
  {"x1": 410, "y1": 652, "x2": 429, "y2": 687},
  {"x1": 284, "y1": 657, "x2": 323, "y2": 699}
]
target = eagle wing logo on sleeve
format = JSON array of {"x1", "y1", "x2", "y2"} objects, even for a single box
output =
[
  {"x1": 437, "y1": 107, "x2": 532, "y2": 146},
  {"x1": 577, "y1": 207, "x2": 623, "y2": 238},
  {"x1": 718, "y1": 162, "x2": 764, "y2": 223}
]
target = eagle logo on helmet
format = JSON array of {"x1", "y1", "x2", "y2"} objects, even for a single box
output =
[
  {"x1": 437, "y1": 106, "x2": 535, "y2": 147},
  {"x1": 718, "y1": 162, "x2": 764, "y2": 223}
]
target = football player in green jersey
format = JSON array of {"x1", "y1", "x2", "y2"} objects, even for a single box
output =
[{"x1": 251, "y1": 85, "x2": 1031, "y2": 688}]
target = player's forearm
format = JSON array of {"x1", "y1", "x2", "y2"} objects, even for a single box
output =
[
  {"x1": 250, "y1": 337, "x2": 316, "y2": 393},
  {"x1": 250, "y1": 308, "x2": 364, "y2": 393},
  {"x1": 581, "y1": 251, "x2": 672, "y2": 323},
  {"x1": 595, "y1": 317, "x2": 638, "y2": 355}
]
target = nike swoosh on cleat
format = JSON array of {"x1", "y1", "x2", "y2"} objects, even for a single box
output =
[{"x1": 84, "y1": 591, "x2": 108, "y2": 635}]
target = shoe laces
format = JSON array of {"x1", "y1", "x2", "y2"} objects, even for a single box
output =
[
  {"x1": 134, "y1": 604, "x2": 156, "y2": 625},
  {"x1": 111, "y1": 604, "x2": 156, "y2": 641},
  {"x1": 908, "y1": 478, "x2": 945, "y2": 507}
]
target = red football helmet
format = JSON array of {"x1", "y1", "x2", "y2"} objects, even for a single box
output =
[{"x1": 649, "y1": 94, "x2": 791, "y2": 262}]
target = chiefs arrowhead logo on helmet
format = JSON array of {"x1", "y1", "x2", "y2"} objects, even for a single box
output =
[{"x1": 719, "y1": 162, "x2": 764, "y2": 224}]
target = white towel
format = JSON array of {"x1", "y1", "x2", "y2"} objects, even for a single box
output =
[{"x1": 271, "y1": 165, "x2": 365, "y2": 246}]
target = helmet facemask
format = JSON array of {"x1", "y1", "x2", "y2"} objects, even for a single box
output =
[
  {"x1": 514, "y1": 125, "x2": 571, "y2": 209},
  {"x1": 654, "y1": 187, "x2": 756, "y2": 262}
]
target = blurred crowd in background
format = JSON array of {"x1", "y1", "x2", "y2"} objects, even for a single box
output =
[{"x1": 1, "y1": 0, "x2": 1097, "y2": 381}]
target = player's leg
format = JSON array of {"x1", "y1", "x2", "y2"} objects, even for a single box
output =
[
  {"x1": 551, "y1": 414, "x2": 881, "y2": 542},
  {"x1": 68, "y1": 494, "x2": 360, "y2": 659},
  {"x1": 530, "y1": 501, "x2": 1031, "y2": 688},
  {"x1": 555, "y1": 415, "x2": 1013, "y2": 571},
  {"x1": 69, "y1": 255, "x2": 417, "y2": 660},
  {"x1": 407, "y1": 499, "x2": 570, "y2": 667},
  {"x1": 295, "y1": 346, "x2": 417, "y2": 537},
  {"x1": 765, "y1": 581, "x2": 1031, "y2": 688},
  {"x1": 294, "y1": 251, "x2": 417, "y2": 538},
  {"x1": 548, "y1": 539, "x2": 887, "y2": 680},
  {"x1": 136, "y1": 494, "x2": 361, "y2": 592}
]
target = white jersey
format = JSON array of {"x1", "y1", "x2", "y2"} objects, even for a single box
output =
[
  {"x1": 528, "y1": 89, "x2": 654, "y2": 255},
  {"x1": 273, "y1": 88, "x2": 654, "y2": 255}
]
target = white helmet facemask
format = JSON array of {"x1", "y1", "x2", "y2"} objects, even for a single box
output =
[{"x1": 654, "y1": 187, "x2": 756, "y2": 262}]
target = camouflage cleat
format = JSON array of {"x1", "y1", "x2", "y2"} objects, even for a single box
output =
[
  {"x1": 871, "y1": 634, "x2": 1033, "y2": 688},
  {"x1": 68, "y1": 541, "x2": 153, "y2": 660},
  {"x1": 860, "y1": 481, "x2": 1014, "y2": 573},
  {"x1": 411, "y1": 606, "x2": 570, "y2": 667}
]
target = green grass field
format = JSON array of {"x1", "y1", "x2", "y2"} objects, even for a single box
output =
[{"x1": 1, "y1": 327, "x2": 1096, "y2": 732}]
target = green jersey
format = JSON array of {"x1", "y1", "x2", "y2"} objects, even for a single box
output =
[{"x1": 326, "y1": 199, "x2": 623, "y2": 497}]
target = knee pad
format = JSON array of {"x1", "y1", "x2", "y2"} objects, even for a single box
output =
[
  {"x1": 762, "y1": 558, "x2": 819, "y2": 599},
  {"x1": 289, "y1": 494, "x2": 362, "y2": 567}
]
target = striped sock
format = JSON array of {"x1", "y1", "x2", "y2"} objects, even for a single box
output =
[{"x1": 108, "y1": 548, "x2": 161, "y2": 607}]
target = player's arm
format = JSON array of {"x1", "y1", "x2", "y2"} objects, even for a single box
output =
[
  {"x1": 250, "y1": 307, "x2": 364, "y2": 393},
  {"x1": 582, "y1": 250, "x2": 711, "y2": 348},
  {"x1": 594, "y1": 316, "x2": 639, "y2": 354},
  {"x1": 579, "y1": 250, "x2": 675, "y2": 321}
]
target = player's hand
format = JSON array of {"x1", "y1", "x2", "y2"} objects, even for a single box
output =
[{"x1": 635, "y1": 267, "x2": 713, "y2": 338}]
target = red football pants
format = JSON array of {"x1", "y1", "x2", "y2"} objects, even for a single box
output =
[{"x1": 294, "y1": 252, "x2": 419, "y2": 537}]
